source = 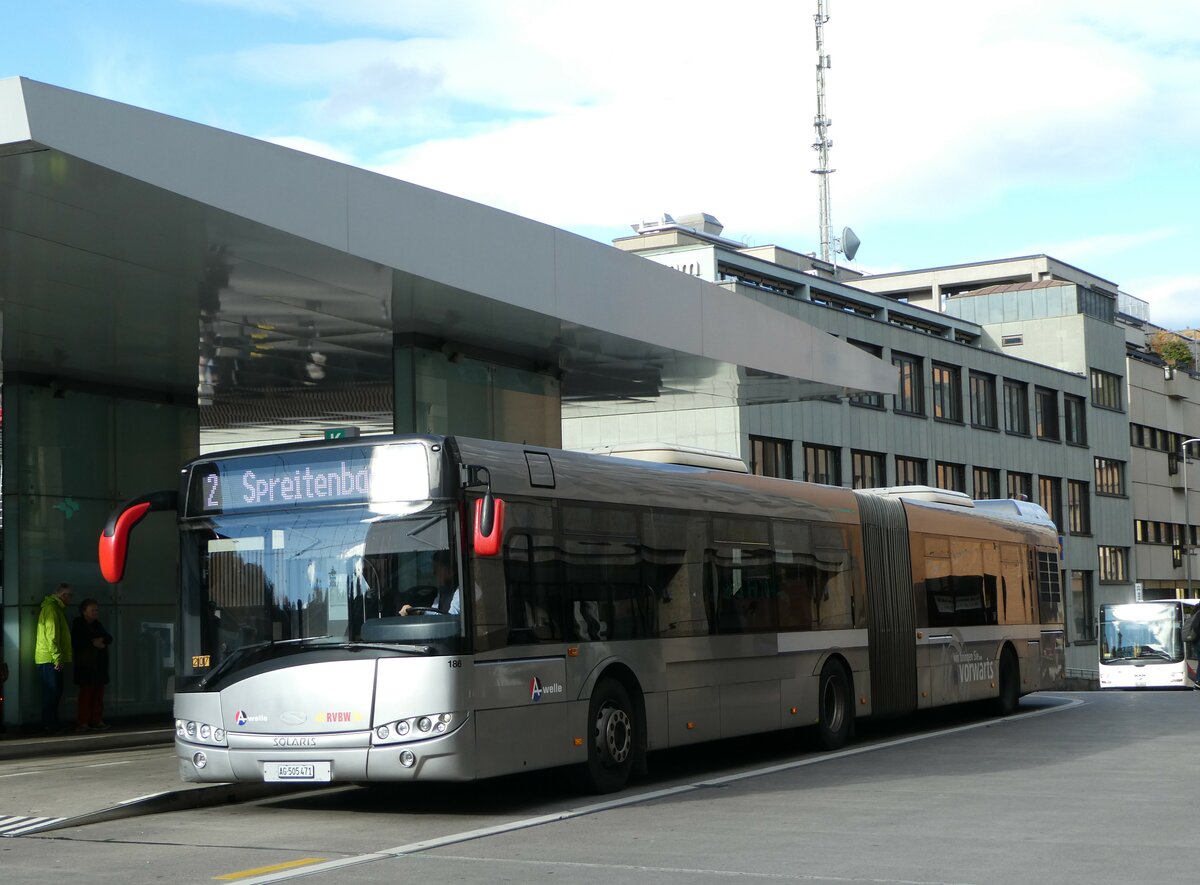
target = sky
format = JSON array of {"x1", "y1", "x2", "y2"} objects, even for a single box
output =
[{"x1": 4, "y1": 0, "x2": 1199, "y2": 329}]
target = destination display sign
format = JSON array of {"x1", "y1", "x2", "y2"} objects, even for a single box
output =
[{"x1": 187, "y1": 443, "x2": 431, "y2": 515}]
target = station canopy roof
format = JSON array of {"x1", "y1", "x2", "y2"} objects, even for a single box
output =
[{"x1": 0, "y1": 78, "x2": 894, "y2": 441}]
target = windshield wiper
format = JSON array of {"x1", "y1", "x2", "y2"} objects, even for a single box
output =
[{"x1": 346, "y1": 642, "x2": 435, "y2": 656}]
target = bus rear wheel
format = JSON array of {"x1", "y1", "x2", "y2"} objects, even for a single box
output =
[
  {"x1": 817, "y1": 659, "x2": 853, "y2": 750},
  {"x1": 994, "y1": 648, "x2": 1020, "y2": 716},
  {"x1": 581, "y1": 679, "x2": 635, "y2": 794}
]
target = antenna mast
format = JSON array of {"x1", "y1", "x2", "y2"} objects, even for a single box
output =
[{"x1": 812, "y1": 0, "x2": 834, "y2": 263}]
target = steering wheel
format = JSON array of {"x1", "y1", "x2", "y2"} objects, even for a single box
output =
[{"x1": 402, "y1": 606, "x2": 441, "y2": 615}]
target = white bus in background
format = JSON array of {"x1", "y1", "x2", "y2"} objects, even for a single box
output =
[{"x1": 1098, "y1": 600, "x2": 1199, "y2": 690}]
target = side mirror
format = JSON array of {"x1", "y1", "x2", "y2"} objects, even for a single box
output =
[
  {"x1": 98, "y1": 491, "x2": 178, "y2": 583},
  {"x1": 473, "y1": 494, "x2": 504, "y2": 557}
]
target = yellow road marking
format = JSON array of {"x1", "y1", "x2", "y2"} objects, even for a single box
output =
[{"x1": 214, "y1": 858, "x2": 328, "y2": 880}]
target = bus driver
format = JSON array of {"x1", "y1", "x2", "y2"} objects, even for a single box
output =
[{"x1": 399, "y1": 551, "x2": 461, "y2": 617}]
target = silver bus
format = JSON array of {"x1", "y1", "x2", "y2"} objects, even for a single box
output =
[{"x1": 99, "y1": 434, "x2": 1066, "y2": 792}]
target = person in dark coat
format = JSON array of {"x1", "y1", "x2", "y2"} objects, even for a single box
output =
[{"x1": 71, "y1": 598, "x2": 113, "y2": 731}]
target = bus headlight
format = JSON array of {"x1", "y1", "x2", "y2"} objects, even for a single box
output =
[
  {"x1": 372, "y1": 712, "x2": 461, "y2": 745},
  {"x1": 175, "y1": 718, "x2": 228, "y2": 747}
]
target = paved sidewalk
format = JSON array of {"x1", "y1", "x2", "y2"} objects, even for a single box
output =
[{"x1": 0, "y1": 721, "x2": 173, "y2": 761}]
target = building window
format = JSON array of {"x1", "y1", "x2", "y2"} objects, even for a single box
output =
[
  {"x1": 749, "y1": 435, "x2": 792, "y2": 479},
  {"x1": 972, "y1": 467, "x2": 1000, "y2": 500},
  {"x1": 804, "y1": 443, "x2": 841, "y2": 486},
  {"x1": 1090, "y1": 368, "x2": 1123, "y2": 411},
  {"x1": 1001, "y1": 334, "x2": 1024, "y2": 347},
  {"x1": 1094, "y1": 458, "x2": 1125, "y2": 496},
  {"x1": 1039, "y1": 475, "x2": 1062, "y2": 532},
  {"x1": 1098, "y1": 547, "x2": 1129, "y2": 583},
  {"x1": 851, "y1": 450, "x2": 886, "y2": 489},
  {"x1": 1035, "y1": 387, "x2": 1060, "y2": 441},
  {"x1": 892, "y1": 352, "x2": 924, "y2": 416},
  {"x1": 969, "y1": 371, "x2": 998, "y2": 430},
  {"x1": 935, "y1": 461, "x2": 965, "y2": 493},
  {"x1": 1008, "y1": 471, "x2": 1033, "y2": 502},
  {"x1": 896, "y1": 455, "x2": 927, "y2": 486},
  {"x1": 848, "y1": 341, "x2": 884, "y2": 409},
  {"x1": 931, "y1": 363, "x2": 962, "y2": 423},
  {"x1": 1070, "y1": 571, "x2": 1095, "y2": 644},
  {"x1": 1064, "y1": 395, "x2": 1087, "y2": 446},
  {"x1": 1003, "y1": 379, "x2": 1029, "y2": 435},
  {"x1": 1068, "y1": 480, "x2": 1091, "y2": 535}
]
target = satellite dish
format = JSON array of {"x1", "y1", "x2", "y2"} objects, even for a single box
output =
[{"x1": 840, "y1": 226, "x2": 861, "y2": 261}]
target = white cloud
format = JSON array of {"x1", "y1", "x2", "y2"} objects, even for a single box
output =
[
  {"x1": 205, "y1": 0, "x2": 1200, "y2": 289},
  {"x1": 1123, "y1": 275, "x2": 1200, "y2": 330},
  {"x1": 830, "y1": 2, "x2": 1197, "y2": 225},
  {"x1": 80, "y1": 30, "x2": 166, "y2": 113}
]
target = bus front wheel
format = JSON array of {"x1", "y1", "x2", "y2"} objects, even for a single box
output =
[
  {"x1": 581, "y1": 679, "x2": 635, "y2": 794},
  {"x1": 817, "y1": 659, "x2": 853, "y2": 751}
]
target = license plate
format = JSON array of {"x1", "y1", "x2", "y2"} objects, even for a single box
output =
[{"x1": 263, "y1": 761, "x2": 331, "y2": 782}]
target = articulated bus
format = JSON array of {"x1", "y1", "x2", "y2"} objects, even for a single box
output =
[
  {"x1": 1098, "y1": 600, "x2": 1199, "y2": 690},
  {"x1": 99, "y1": 435, "x2": 1066, "y2": 793}
]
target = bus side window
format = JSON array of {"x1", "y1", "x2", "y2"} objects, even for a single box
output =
[
  {"x1": 562, "y1": 502, "x2": 657, "y2": 642},
  {"x1": 812, "y1": 524, "x2": 853, "y2": 629},
  {"x1": 710, "y1": 517, "x2": 775, "y2": 634},
  {"x1": 999, "y1": 544, "x2": 1029, "y2": 625},
  {"x1": 924, "y1": 536, "x2": 954, "y2": 628},
  {"x1": 643, "y1": 509, "x2": 707, "y2": 638},
  {"x1": 951, "y1": 540, "x2": 990, "y2": 627},
  {"x1": 774, "y1": 521, "x2": 815, "y2": 631},
  {"x1": 502, "y1": 502, "x2": 562, "y2": 645}
]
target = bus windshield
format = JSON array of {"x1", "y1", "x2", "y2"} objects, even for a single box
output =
[
  {"x1": 178, "y1": 504, "x2": 466, "y2": 686},
  {"x1": 1100, "y1": 603, "x2": 1182, "y2": 664}
]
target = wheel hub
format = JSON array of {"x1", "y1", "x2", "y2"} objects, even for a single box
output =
[{"x1": 597, "y1": 705, "x2": 632, "y2": 766}]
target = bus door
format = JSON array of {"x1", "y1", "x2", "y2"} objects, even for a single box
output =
[{"x1": 471, "y1": 500, "x2": 575, "y2": 779}]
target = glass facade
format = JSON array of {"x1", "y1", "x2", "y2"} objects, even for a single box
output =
[{"x1": 3, "y1": 383, "x2": 197, "y2": 724}]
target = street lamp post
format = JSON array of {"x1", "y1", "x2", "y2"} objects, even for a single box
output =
[{"x1": 1183, "y1": 438, "x2": 1200, "y2": 599}]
